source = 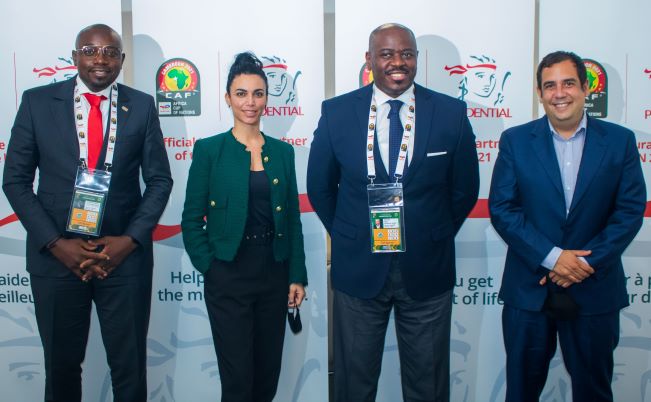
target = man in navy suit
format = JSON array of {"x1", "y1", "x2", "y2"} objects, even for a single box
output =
[
  {"x1": 307, "y1": 23, "x2": 479, "y2": 402},
  {"x1": 3, "y1": 24, "x2": 172, "y2": 401},
  {"x1": 489, "y1": 51, "x2": 646, "y2": 402}
]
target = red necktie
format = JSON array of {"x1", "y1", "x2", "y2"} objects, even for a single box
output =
[{"x1": 83, "y1": 93, "x2": 106, "y2": 169}]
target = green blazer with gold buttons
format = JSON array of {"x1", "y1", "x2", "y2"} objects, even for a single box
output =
[{"x1": 181, "y1": 130, "x2": 307, "y2": 285}]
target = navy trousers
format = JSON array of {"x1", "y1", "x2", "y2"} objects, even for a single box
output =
[{"x1": 502, "y1": 305, "x2": 620, "y2": 402}]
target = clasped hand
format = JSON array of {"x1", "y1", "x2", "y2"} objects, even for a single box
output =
[
  {"x1": 50, "y1": 236, "x2": 137, "y2": 282},
  {"x1": 539, "y1": 249, "x2": 594, "y2": 288}
]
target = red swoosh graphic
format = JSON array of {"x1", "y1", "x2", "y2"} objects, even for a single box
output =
[
  {"x1": 3, "y1": 200, "x2": 651, "y2": 241},
  {"x1": 0, "y1": 213, "x2": 19, "y2": 227}
]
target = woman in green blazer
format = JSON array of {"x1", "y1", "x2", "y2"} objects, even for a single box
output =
[{"x1": 181, "y1": 52, "x2": 307, "y2": 402}]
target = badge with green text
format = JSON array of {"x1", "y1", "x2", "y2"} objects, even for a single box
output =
[{"x1": 368, "y1": 183, "x2": 406, "y2": 253}]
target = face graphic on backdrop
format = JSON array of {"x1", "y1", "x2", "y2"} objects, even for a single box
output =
[
  {"x1": 72, "y1": 26, "x2": 124, "y2": 92},
  {"x1": 365, "y1": 25, "x2": 418, "y2": 98}
]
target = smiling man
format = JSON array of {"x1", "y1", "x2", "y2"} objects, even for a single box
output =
[
  {"x1": 489, "y1": 51, "x2": 646, "y2": 402},
  {"x1": 3, "y1": 24, "x2": 172, "y2": 401},
  {"x1": 307, "y1": 23, "x2": 479, "y2": 402}
]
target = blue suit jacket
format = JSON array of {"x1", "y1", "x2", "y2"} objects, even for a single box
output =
[
  {"x1": 3, "y1": 77, "x2": 173, "y2": 277},
  {"x1": 307, "y1": 84, "x2": 479, "y2": 300},
  {"x1": 489, "y1": 116, "x2": 646, "y2": 314}
]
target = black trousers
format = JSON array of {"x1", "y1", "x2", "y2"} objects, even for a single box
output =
[
  {"x1": 204, "y1": 241, "x2": 289, "y2": 402},
  {"x1": 30, "y1": 272, "x2": 152, "y2": 402}
]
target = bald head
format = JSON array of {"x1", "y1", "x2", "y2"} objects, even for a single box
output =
[
  {"x1": 75, "y1": 24, "x2": 122, "y2": 50},
  {"x1": 368, "y1": 23, "x2": 416, "y2": 53}
]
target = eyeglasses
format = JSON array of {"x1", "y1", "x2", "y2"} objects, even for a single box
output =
[{"x1": 75, "y1": 45, "x2": 122, "y2": 59}]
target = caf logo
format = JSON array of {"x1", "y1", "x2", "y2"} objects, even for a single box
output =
[
  {"x1": 584, "y1": 59, "x2": 607, "y2": 118},
  {"x1": 156, "y1": 58, "x2": 201, "y2": 116},
  {"x1": 359, "y1": 64, "x2": 374, "y2": 87}
]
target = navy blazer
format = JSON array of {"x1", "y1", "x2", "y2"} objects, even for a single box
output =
[
  {"x1": 307, "y1": 84, "x2": 479, "y2": 300},
  {"x1": 489, "y1": 116, "x2": 646, "y2": 314},
  {"x1": 3, "y1": 77, "x2": 173, "y2": 277}
]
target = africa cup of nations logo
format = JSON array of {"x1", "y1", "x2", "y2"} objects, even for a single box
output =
[
  {"x1": 156, "y1": 58, "x2": 201, "y2": 117},
  {"x1": 584, "y1": 59, "x2": 607, "y2": 118}
]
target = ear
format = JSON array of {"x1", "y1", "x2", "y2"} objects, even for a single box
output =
[
  {"x1": 365, "y1": 51, "x2": 371, "y2": 70},
  {"x1": 224, "y1": 92, "x2": 230, "y2": 108},
  {"x1": 72, "y1": 50, "x2": 78, "y2": 67},
  {"x1": 536, "y1": 87, "x2": 542, "y2": 103}
]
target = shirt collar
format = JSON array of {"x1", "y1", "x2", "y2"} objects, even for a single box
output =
[
  {"x1": 76, "y1": 76, "x2": 114, "y2": 99},
  {"x1": 548, "y1": 111, "x2": 587, "y2": 141},
  {"x1": 373, "y1": 84, "x2": 415, "y2": 107}
]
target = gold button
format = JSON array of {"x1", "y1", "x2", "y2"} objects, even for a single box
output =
[
  {"x1": 272, "y1": 178, "x2": 279, "y2": 185},
  {"x1": 275, "y1": 206, "x2": 282, "y2": 212},
  {"x1": 210, "y1": 201, "x2": 216, "y2": 207},
  {"x1": 277, "y1": 233, "x2": 283, "y2": 238},
  {"x1": 263, "y1": 156, "x2": 269, "y2": 163}
]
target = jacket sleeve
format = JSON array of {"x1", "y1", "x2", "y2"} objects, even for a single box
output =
[
  {"x1": 124, "y1": 95, "x2": 173, "y2": 245},
  {"x1": 582, "y1": 130, "x2": 646, "y2": 278},
  {"x1": 489, "y1": 130, "x2": 557, "y2": 271},
  {"x1": 306, "y1": 101, "x2": 340, "y2": 233},
  {"x1": 181, "y1": 139, "x2": 213, "y2": 273},
  {"x1": 2, "y1": 91, "x2": 61, "y2": 249},
  {"x1": 286, "y1": 146, "x2": 308, "y2": 285},
  {"x1": 450, "y1": 105, "x2": 480, "y2": 234}
]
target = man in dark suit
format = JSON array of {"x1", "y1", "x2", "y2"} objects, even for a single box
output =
[
  {"x1": 3, "y1": 24, "x2": 172, "y2": 401},
  {"x1": 307, "y1": 23, "x2": 479, "y2": 402},
  {"x1": 489, "y1": 51, "x2": 646, "y2": 402}
]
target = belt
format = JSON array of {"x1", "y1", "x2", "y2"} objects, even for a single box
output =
[{"x1": 242, "y1": 227, "x2": 274, "y2": 245}]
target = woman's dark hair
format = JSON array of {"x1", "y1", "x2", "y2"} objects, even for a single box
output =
[{"x1": 226, "y1": 52, "x2": 268, "y2": 94}]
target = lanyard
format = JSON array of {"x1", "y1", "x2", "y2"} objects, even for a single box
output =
[
  {"x1": 366, "y1": 89, "x2": 415, "y2": 183},
  {"x1": 73, "y1": 83, "x2": 119, "y2": 170}
]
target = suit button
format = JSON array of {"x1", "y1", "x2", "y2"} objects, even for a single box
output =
[
  {"x1": 210, "y1": 200, "x2": 216, "y2": 207},
  {"x1": 275, "y1": 206, "x2": 282, "y2": 212},
  {"x1": 272, "y1": 178, "x2": 279, "y2": 185},
  {"x1": 277, "y1": 233, "x2": 283, "y2": 238},
  {"x1": 263, "y1": 156, "x2": 269, "y2": 163}
]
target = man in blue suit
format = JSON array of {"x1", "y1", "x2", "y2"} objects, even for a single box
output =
[
  {"x1": 489, "y1": 51, "x2": 646, "y2": 402},
  {"x1": 3, "y1": 24, "x2": 172, "y2": 401},
  {"x1": 307, "y1": 23, "x2": 479, "y2": 402}
]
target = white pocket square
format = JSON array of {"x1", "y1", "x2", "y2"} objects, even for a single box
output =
[{"x1": 427, "y1": 151, "x2": 447, "y2": 157}]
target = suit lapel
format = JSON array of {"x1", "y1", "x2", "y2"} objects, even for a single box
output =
[
  {"x1": 116, "y1": 83, "x2": 133, "y2": 135},
  {"x1": 404, "y1": 84, "x2": 433, "y2": 185},
  {"x1": 568, "y1": 119, "x2": 607, "y2": 213},
  {"x1": 50, "y1": 78, "x2": 78, "y2": 160},
  {"x1": 531, "y1": 117, "x2": 563, "y2": 197}
]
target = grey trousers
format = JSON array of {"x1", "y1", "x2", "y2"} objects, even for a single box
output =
[{"x1": 333, "y1": 259, "x2": 452, "y2": 402}]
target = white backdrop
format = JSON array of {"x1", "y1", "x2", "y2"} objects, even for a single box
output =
[
  {"x1": 131, "y1": 0, "x2": 328, "y2": 401},
  {"x1": 539, "y1": 1, "x2": 651, "y2": 400},
  {"x1": 0, "y1": 3, "x2": 122, "y2": 401},
  {"x1": 1, "y1": 1, "x2": 650, "y2": 401},
  {"x1": 335, "y1": 1, "x2": 535, "y2": 401}
]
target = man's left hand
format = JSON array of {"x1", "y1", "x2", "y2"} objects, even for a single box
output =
[{"x1": 81, "y1": 236, "x2": 138, "y2": 275}]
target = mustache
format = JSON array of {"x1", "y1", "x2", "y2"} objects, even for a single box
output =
[{"x1": 385, "y1": 68, "x2": 410, "y2": 74}]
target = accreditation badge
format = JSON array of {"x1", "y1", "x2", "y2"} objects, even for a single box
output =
[
  {"x1": 66, "y1": 166, "x2": 112, "y2": 236},
  {"x1": 367, "y1": 183, "x2": 406, "y2": 253}
]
